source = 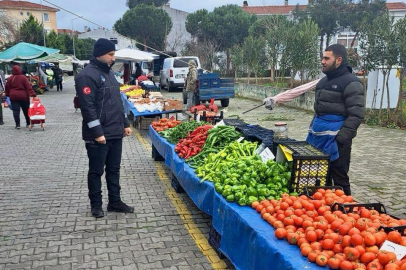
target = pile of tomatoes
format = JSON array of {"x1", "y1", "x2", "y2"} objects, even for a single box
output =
[
  {"x1": 252, "y1": 188, "x2": 406, "y2": 270},
  {"x1": 151, "y1": 118, "x2": 181, "y2": 132}
]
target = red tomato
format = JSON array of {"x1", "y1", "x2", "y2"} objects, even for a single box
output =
[
  {"x1": 341, "y1": 260, "x2": 355, "y2": 270},
  {"x1": 328, "y1": 257, "x2": 341, "y2": 269},
  {"x1": 275, "y1": 228, "x2": 287, "y2": 240},
  {"x1": 316, "y1": 254, "x2": 329, "y2": 267}
]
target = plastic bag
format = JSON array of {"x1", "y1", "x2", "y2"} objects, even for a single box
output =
[{"x1": 6, "y1": 96, "x2": 12, "y2": 110}]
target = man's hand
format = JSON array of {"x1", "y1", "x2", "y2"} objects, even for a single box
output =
[
  {"x1": 124, "y1": 127, "x2": 132, "y2": 137},
  {"x1": 95, "y1": 135, "x2": 106, "y2": 144},
  {"x1": 263, "y1": 97, "x2": 275, "y2": 111}
]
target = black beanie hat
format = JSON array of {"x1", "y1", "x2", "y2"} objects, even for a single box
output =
[
  {"x1": 93, "y1": 38, "x2": 116, "y2": 57},
  {"x1": 325, "y1": 44, "x2": 348, "y2": 64}
]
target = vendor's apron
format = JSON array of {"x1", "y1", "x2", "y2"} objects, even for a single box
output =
[{"x1": 306, "y1": 115, "x2": 345, "y2": 161}]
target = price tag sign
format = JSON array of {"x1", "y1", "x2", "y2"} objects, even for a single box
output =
[
  {"x1": 237, "y1": 137, "x2": 245, "y2": 143},
  {"x1": 214, "y1": 120, "x2": 225, "y2": 127},
  {"x1": 255, "y1": 143, "x2": 266, "y2": 155},
  {"x1": 380, "y1": 240, "x2": 406, "y2": 260},
  {"x1": 259, "y1": 147, "x2": 275, "y2": 163}
]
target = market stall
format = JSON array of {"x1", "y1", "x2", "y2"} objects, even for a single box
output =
[{"x1": 146, "y1": 118, "x2": 406, "y2": 270}]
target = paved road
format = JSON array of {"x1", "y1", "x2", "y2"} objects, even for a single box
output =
[{"x1": 0, "y1": 79, "x2": 231, "y2": 270}]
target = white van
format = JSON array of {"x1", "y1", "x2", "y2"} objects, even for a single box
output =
[{"x1": 159, "y1": 56, "x2": 201, "y2": 91}]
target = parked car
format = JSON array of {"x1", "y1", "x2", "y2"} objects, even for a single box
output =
[{"x1": 159, "y1": 56, "x2": 201, "y2": 91}]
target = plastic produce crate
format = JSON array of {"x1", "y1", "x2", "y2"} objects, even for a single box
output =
[
  {"x1": 171, "y1": 174, "x2": 184, "y2": 193},
  {"x1": 282, "y1": 141, "x2": 330, "y2": 194},
  {"x1": 272, "y1": 138, "x2": 296, "y2": 155},
  {"x1": 331, "y1": 202, "x2": 388, "y2": 214},
  {"x1": 378, "y1": 225, "x2": 406, "y2": 236},
  {"x1": 223, "y1": 118, "x2": 248, "y2": 127},
  {"x1": 208, "y1": 221, "x2": 225, "y2": 259}
]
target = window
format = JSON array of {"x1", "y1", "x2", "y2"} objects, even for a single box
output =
[
  {"x1": 143, "y1": 62, "x2": 151, "y2": 70},
  {"x1": 27, "y1": 12, "x2": 30, "y2": 16},
  {"x1": 43, "y1": 13, "x2": 50, "y2": 22},
  {"x1": 20, "y1": 11, "x2": 23, "y2": 16},
  {"x1": 173, "y1": 58, "x2": 197, "y2": 68},
  {"x1": 109, "y1": 38, "x2": 118, "y2": 44},
  {"x1": 337, "y1": 35, "x2": 358, "y2": 49}
]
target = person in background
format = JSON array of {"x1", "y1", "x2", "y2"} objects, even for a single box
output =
[
  {"x1": 0, "y1": 68, "x2": 6, "y2": 125},
  {"x1": 134, "y1": 63, "x2": 142, "y2": 81},
  {"x1": 53, "y1": 64, "x2": 63, "y2": 91},
  {"x1": 75, "y1": 38, "x2": 134, "y2": 218},
  {"x1": 4, "y1": 65, "x2": 36, "y2": 129},
  {"x1": 184, "y1": 60, "x2": 197, "y2": 109}
]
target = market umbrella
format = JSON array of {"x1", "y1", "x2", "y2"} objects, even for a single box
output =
[
  {"x1": 27, "y1": 53, "x2": 69, "y2": 64},
  {"x1": 115, "y1": 48, "x2": 158, "y2": 61},
  {"x1": 0, "y1": 42, "x2": 59, "y2": 62}
]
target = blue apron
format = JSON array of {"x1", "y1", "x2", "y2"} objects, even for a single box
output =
[{"x1": 306, "y1": 115, "x2": 345, "y2": 161}]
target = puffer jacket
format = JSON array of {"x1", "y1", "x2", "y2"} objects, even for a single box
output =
[
  {"x1": 5, "y1": 65, "x2": 36, "y2": 102},
  {"x1": 314, "y1": 64, "x2": 364, "y2": 144},
  {"x1": 75, "y1": 57, "x2": 130, "y2": 141}
]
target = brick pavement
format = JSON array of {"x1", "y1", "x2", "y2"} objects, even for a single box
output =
[
  {"x1": 165, "y1": 90, "x2": 406, "y2": 219},
  {"x1": 0, "y1": 79, "x2": 233, "y2": 270}
]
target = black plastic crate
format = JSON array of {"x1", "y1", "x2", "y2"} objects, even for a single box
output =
[
  {"x1": 152, "y1": 144, "x2": 164, "y2": 161},
  {"x1": 331, "y1": 202, "x2": 388, "y2": 214},
  {"x1": 304, "y1": 186, "x2": 343, "y2": 197},
  {"x1": 281, "y1": 141, "x2": 330, "y2": 194},
  {"x1": 378, "y1": 225, "x2": 406, "y2": 236},
  {"x1": 223, "y1": 119, "x2": 247, "y2": 127},
  {"x1": 272, "y1": 138, "x2": 296, "y2": 155},
  {"x1": 208, "y1": 221, "x2": 225, "y2": 259},
  {"x1": 171, "y1": 175, "x2": 184, "y2": 193}
]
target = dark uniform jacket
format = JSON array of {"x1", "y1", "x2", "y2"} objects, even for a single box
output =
[
  {"x1": 75, "y1": 57, "x2": 130, "y2": 141},
  {"x1": 315, "y1": 64, "x2": 364, "y2": 145}
]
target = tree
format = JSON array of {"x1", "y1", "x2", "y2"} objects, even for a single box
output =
[
  {"x1": 0, "y1": 13, "x2": 20, "y2": 48},
  {"x1": 230, "y1": 44, "x2": 245, "y2": 78},
  {"x1": 46, "y1": 31, "x2": 65, "y2": 51},
  {"x1": 126, "y1": 0, "x2": 169, "y2": 8},
  {"x1": 305, "y1": 0, "x2": 346, "y2": 57},
  {"x1": 114, "y1": 5, "x2": 172, "y2": 51},
  {"x1": 250, "y1": 15, "x2": 292, "y2": 82},
  {"x1": 185, "y1": 9, "x2": 209, "y2": 40},
  {"x1": 243, "y1": 35, "x2": 267, "y2": 84},
  {"x1": 359, "y1": 12, "x2": 399, "y2": 120},
  {"x1": 341, "y1": 0, "x2": 387, "y2": 48},
  {"x1": 394, "y1": 17, "x2": 406, "y2": 126},
  {"x1": 186, "y1": 5, "x2": 255, "y2": 74},
  {"x1": 282, "y1": 19, "x2": 320, "y2": 87},
  {"x1": 19, "y1": 15, "x2": 44, "y2": 46}
]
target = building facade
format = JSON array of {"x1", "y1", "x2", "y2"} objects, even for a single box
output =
[
  {"x1": 0, "y1": 0, "x2": 58, "y2": 45},
  {"x1": 77, "y1": 28, "x2": 135, "y2": 50},
  {"x1": 161, "y1": 3, "x2": 190, "y2": 54}
]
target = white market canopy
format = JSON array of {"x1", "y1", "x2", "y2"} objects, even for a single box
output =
[{"x1": 115, "y1": 48, "x2": 158, "y2": 62}]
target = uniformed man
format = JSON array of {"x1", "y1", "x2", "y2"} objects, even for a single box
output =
[{"x1": 75, "y1": 38, "x2": 134, "y2": 218}]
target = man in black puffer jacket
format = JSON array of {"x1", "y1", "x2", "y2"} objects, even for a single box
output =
[
  {"x1": 310, "y1": 44, "x2": 364, "y2": 195},
  {"x1": 75, "y1": 38, "x2": 134, "y2": 218}
]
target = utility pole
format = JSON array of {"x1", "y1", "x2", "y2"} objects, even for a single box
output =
[
  {"x1": 41, "y1": 0, "x2": 46, "y2": 46},
  {"x1": 71, "y1": 18, "x2": 79, "y2": 58}
]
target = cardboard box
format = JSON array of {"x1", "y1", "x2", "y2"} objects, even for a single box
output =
[{"x1": 164, "y1": 99, "x2": 182, "y2": 111}]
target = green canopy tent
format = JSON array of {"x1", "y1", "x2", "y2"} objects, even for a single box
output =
[
  {"x1": 27, "y1": 53, "x2": 69, "y2": 64},
  {"x1": 0, "y1": 42, "x2": 59, "y2": 62}
]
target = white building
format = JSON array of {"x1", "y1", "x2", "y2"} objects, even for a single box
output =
[
  {"x1": 78, "y1": 28, "x2": 136, "y2": 50},
  {"x1": 161, "y1": 3, "x2": 190, "y2": 54}
]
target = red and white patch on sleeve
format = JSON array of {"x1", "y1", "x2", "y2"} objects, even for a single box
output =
[{"x1": 82, "y1": 86, "x2": 91, "y2": 95}]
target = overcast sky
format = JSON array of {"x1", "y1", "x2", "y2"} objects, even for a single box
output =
[
  {"x1": 37, "y1": 0, "x2": 401, "y2": 31},
  {"x1": 38, "y1": 0, "x2": 307, "y2": 31}
]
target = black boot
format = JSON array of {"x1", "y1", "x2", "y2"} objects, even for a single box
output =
[
  {"x1": 91, "y1": 206, "x2": 104, "y2": 218},
  {"x1": 107, "y1": 201, "x2": 134, "y2": 213}
]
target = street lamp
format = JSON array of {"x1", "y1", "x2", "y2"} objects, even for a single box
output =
[{"x1": 71, "y1": 17, "x2": 80, "y2": 58}]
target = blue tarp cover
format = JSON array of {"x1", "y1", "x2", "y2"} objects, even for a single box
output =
[{"x1": 148, "y1": 126, "x2": 324, "y2": 270}]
